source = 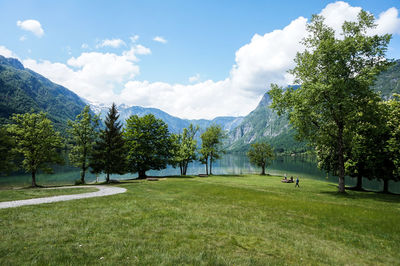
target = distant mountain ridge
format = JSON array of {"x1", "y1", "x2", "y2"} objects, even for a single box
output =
[
  {"x1": 89, "y1": 102, "x2": 244, "y2": 134},
  {"x1": 0, "y1": 55, "x2": 87, "y2": 133}
]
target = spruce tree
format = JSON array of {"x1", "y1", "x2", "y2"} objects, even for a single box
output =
[{"x1": 90, "y1": 103, "x2": 126, "y2": 183}]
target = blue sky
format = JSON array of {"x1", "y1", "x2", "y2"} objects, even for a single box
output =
[{"x1": 0, "y1": 1, "x2": 399, "y2": 119}]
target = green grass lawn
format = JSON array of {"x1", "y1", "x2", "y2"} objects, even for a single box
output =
[
  {"x1": 0, "y1": 187, "x2": 99, "y2": 202},
  {"x1": 0, "y1": 175, "x2": 399, "y2": 265}
]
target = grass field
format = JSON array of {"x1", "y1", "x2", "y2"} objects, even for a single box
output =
[
  {"x1": 0, "y1": 187, "x2": 99, "y2": 202},
  {"x1": 0, "y1": 175, "x2": 399, "y2": 265}
]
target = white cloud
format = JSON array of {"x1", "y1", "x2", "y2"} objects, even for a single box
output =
[
  {"x1": 17, "y1": 2, "x2": 400, "y2": 119},
  {"x1": 16, "y1": 19, "x2": 44, "y2": 37},
  {"x1": 81, "y1": 43, "x2": 89, "y2": 49},
  {"x1": 153, "y1": 36, "x2": 167, "y2": 43},
  {"x1": 19, "y1": 36, "x2": 27, "y2": 41},
  {"x1": 130, "y1": 35, "x2": 140, "y2": 43},
  {"x1": 97, "y1": 38, "x2": 126, "y2": 48},
  {"x1": 189, "y1": 74, "x2": 200, "y2": 83},
  {"x1": 23, "y1": 45, "x2": 151, "y2": 104},
  {"x1": 0, "y1": 46, "x2": 18, "y2": 58},
  {"x1": 373, "y1": 7, "x2": 400, "y2": 35}
]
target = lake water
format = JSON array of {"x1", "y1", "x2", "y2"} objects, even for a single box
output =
[{"x1": 1, "y1": 154, "x2": 399, "y2": 193}]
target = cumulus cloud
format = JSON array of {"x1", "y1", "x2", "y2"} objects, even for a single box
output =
[
  {"x1": 0, "y1": 46, "x2": 18, "y2": 58},
  {"x1": 373, "y1": 7, "x2": 400, "y2": 35},
  {"x1": 97, "y1": 38, "x2": 126, "y2": 48},
  {"x1": 81, "y1": 43, "x2": 89, "y2": 49},
  {"x1": 18, "y1": 2, "x2": 400, "y2": 119},
  {"x1": 16, "y1": 19, "x2": 44, "y2": 37},
  {"x1": 23, "y1": 45, "x2": 150, "y2": 104},
  {"x1": 153, "y1": 36, "x2": 167, "y2": 43}
]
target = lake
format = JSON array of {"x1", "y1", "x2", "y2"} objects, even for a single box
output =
[{"x1": 1, "y1": 154, "x2": 399, "y2": 193}]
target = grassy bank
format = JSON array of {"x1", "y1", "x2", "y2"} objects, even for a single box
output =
[
  {"x1": 0, "y1": 175, "x2": 399, "y2": 265},
  {"x1": 0, "y1": 187, "x2": 99, "y2": 202}
]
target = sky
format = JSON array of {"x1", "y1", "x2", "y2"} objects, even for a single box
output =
[{"x1": 0, "y1": 0, "x2": 400, "y2": 119}]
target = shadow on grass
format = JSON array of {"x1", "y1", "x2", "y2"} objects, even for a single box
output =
[{"x1": 320, "y1": 190, "x2": 400, "y2": 203}]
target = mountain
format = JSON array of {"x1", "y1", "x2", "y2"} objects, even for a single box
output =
[
  {"x1": 0, "y1": 55, "x2": 87, "y2": 133},
  {"x1": 89, "y1": 102, "x2": 244, "y2": 134},
  {"x1": 372, "y1": 59, "x2": 400, "y2": 98},
  {"x1": 226, "y1": 91, "x2": 306, "y2": 153}
]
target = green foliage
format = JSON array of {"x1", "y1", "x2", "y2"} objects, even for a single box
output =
[
  {"x1": 124, "y1": 113, "x2": 172, "y2": 178},
  {"x1": 269, "y1": 11, "x2": 391, "y2": 192},
  {"x1": 0, "y1": 56, "x2": 87, "y2": 135},
  {"x1": 90, "y1": 103, "x2": 126, "y2": 183},
  {"x1": 0, "y1": 126, "x2": 15, "y2": 174},
  {"x1": 200, "y1": 125, "x2": 226, "y2": 175},
  {"x1": 170, "y1": 124, "x2": 199, "y2": 175},
  {"x1": 247, "y1": 142, "x2": 275, "y2": 175},
  {"x1": 67, "y1": 105, "x2": 100, "y2": 184},
  {"x1": 6, "y1": 110, "x2": 64, "y2": 187},
  {"x1": 386, "y1": 94, "x2": 400, "y2": 178}
]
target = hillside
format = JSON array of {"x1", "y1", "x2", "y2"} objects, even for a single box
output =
[
  {"x1": 0, "y1": 56, "x2": 87, "y2": 133},
  {"x1": 372, "y1": 59, "x2": 400, "y2": 98},
  {"x1": 226, "y1": 90, "x2": 306, "y2": 153}
]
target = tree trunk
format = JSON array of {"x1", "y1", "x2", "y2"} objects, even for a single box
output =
[
  {"x1": 183, "y1": 161, "x2": 188, "y2": 176},
  {"x1": 261, "y1": 163, "x2": 265, "y2": 175},
  {"x1": 337, "y1": 124, "x2": 346, "y2": 193},
  {"x1": 31, "y1": 171, "x2": 37, "y2": 187},
  {"x1": 205, "y1": 157, "x2": 208, "y2": 175},
  {"x1": 383, "y1": 179, "x2": 389, "y2": 193},
  {"x1": 355, "y1": 174, "x2": 362, "y2": 190},
  {"x1": 106, "y1": 172, "x2": 110, "y2": 183},
  {"x1": 80, "y1": 162, "x2": 86, "y2": 184},
  {"x1": 138, "y1": 170, "x2": 147, "y2": 179},
  {"x1": 179, "y1": 163, "x2": 183, "y2": 176},
  {"x1": 210, "y1": 155, "x2": 213, "y2": 175}
]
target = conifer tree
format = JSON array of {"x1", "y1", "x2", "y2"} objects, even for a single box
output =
[{"x1": 90, "y1": 103, "x2": 126, "y2": 183}]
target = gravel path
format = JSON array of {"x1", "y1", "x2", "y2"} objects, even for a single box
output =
[{"x1": 0, "y1": 185, "x2": 127, "y2": 209}]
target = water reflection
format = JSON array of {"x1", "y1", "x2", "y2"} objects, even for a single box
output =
[{"x1": 1, "y1": 154, "x2": 399, "y2": 193}]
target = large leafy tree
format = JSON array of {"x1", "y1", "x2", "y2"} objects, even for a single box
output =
[
  {"x1": 0, "y1": 126, "x2": 15, "y2": 175},
  {"x1": 67, "y1": 105, "x2": 100, "y2": 184},
  {"x1": 200, "y1": 125, "x2": 225, "y2": 175},
  {"x1": 7, "y1": 111, "x2": 63, "y2": 187},
  {"x1": 269, "y1": 11, "x2": 391, "y2": 192},
  {"x1": 247, "y1": 142, "x2": 275, "y2": 175},
  {"x1": 125, "y1": 114, "x2": 172, "y2": 178},
  {"x1": 383, "y1": 94, "x2": 400, "y2": 192},
  {"x1": 90, "y1": 103, "x2": 126, "y2": 183},
  {"x1": 171, "y1": 124, "x2": 199, "y2": 175}
]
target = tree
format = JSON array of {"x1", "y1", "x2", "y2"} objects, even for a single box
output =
[
  {"x1": 125, "y1": 114, "x2": 172, "y2": 178},
  {"x1": 200, "y1": 125, "x2": 225, "y2": 175},
  {"x1": 171, "y1": 124, "x2": 199, "y2": 175},
  {"x1": 247, "y1": 142, "x2": 275, "y2": 175},
  {"x1": 381, "y1": 94, "x2": 400, "y2": 192},
  {"x1": 67, "y1": 105, "x2": 100, "y2": 184},
  {"x1": 0, "y1": 126, "x2": 15, "y2": 175},
  {"x1": 6, "y1": 111, "x2": 63, "y2": 187},
  {"x1": 269, "y1": 11, "x2": 391, "y2": 193},
  {"x1": 90, "y1": 103, "x2": 126, "y2": 183}
]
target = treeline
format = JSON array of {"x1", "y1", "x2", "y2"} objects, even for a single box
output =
[{"x1": 0, "y1": 104, "x2": 226, "y2": 187}]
